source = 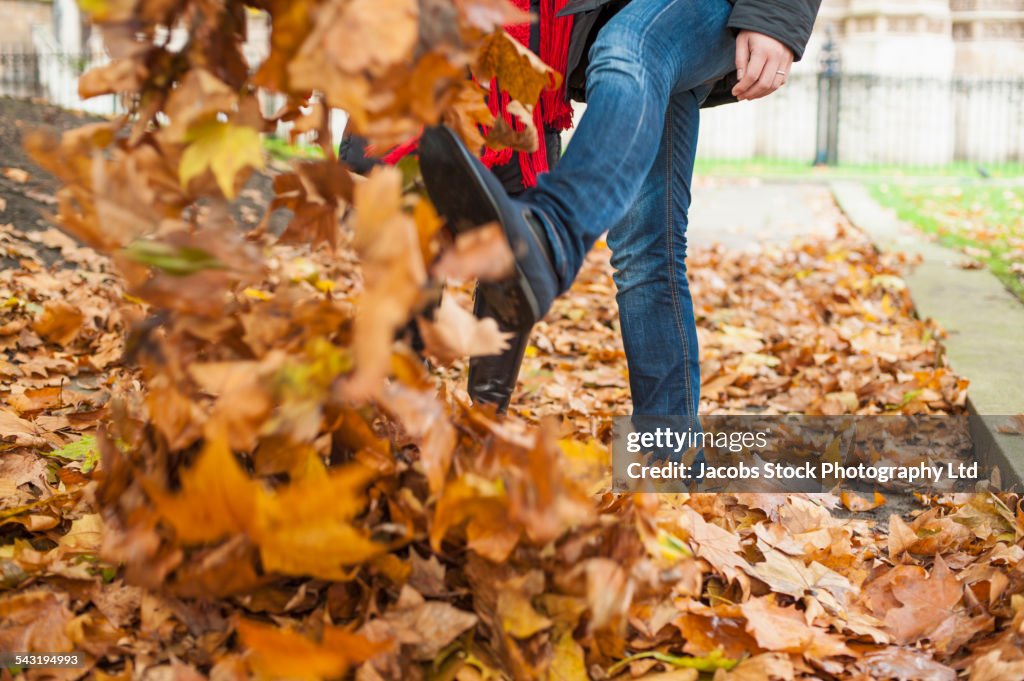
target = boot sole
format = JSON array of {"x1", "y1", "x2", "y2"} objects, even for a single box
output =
[{"x1": 419, "y1": 127, "x2": 543, "y2": 330}]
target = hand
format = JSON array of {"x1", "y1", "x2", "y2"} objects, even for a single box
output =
[{"x1": 731, "y1": 31, "x2": 794, "y2": 101}]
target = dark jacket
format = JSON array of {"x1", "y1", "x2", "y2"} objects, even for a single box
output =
[{"x1": 560, "y1": 0, "x2": 821, "y2": 106}]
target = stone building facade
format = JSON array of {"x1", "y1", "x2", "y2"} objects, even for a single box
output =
[
  {"x1": 3, "y1": 0, "x2": 1022, "y2": 165},
  {"x1": 0, "y1": 0, "x2": 51, "y2": 49},
  {"x1": 697, "y1": 0, "x2": 1024, "y2": 165}
]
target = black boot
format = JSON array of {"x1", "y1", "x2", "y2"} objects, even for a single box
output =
[
  {"x1": 467, "y1": 282, "x2": 532, "y2": 414},
  {"x1": 419, "y1": 126, "x2": 560, "y2": 331}
]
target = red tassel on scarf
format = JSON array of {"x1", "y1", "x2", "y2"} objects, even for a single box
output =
[
  {"x1": 540, "y1": 0, "x2": 575, "y2": 131},
  {"x1": 483, "y1": 0, "x2": 575, "y2": 187},
  {"x1": 376, "y1": 0, "x2": 575, "y2": 187}
]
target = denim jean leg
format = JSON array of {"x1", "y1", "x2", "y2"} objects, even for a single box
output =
[
  {"x1": 606, "y1": 88, "x2": 705, "y2": 417},
  {"x1": 522, "y1": 0, "x2": 736, "y2": 291}
]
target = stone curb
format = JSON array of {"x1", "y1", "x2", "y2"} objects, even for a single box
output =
[{"x1": 830, "y1": 181, "x2": 1024, "y2": 489}]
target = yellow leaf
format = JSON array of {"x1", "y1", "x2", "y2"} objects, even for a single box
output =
[
  {"x1": 146, "y1": 423, "x2": 263, "y2": 544},
  {"x1": 243, "y1": 287, "x2": 272, "y2": 301},
  {"x1": 545, "y1": 630, "x2": 588, "y2": 681},
  {"x1": 77, "y1": 0, "x2": 134, "y2": 21},
  {"x1": 254, "y1": 466, "x2": 386, "y2": 579},
  {"x1": 179, "y1": 119, "x2": 265, "y2": 198},
  {"x1": 498, "y1": 590, "x2": 552, "y2": 639}
]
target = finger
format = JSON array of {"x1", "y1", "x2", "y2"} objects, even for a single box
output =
[
  {"x1": 747, "y1": 56, "x2": 783, "y2": 100},
  {"x1": 734, "y1": 34, "x2": 750, "y2": 84},
  {"x1": 733, "y1": 49, "x2": 767, "y2": 99}
]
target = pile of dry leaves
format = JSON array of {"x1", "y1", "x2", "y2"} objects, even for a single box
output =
[{"x1": 1, "y1": 0, "x2": 1023, "y2": 680}]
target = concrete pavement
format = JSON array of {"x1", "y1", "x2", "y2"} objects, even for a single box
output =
[
  {"x1": 831, "y1": 181, "x2": 1024, "y2": 486},
  {"x1": 685, "y1": 178, "x2": 1024, "y2": 486},
  {"x1": 687, "y1": 181, "x2": 839, "y2": 250}
]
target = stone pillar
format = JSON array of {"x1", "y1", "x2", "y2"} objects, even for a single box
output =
[
  {"x1": 52, "y1": 0, "x2": 85, "y2": 52},
  {"x1": 833, "y1": 0, "x2": 956, "y2": 165}
]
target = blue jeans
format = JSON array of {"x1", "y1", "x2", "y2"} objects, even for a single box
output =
[{"x1": 523, "y1": 0, "x2": 737, "y2": 416}]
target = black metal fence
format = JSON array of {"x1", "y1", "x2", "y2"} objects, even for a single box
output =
[
  {"x1": 0, "y1": 49, "x2": 124, "y2": 115},
  {"x1": 815, "y1": 72, "x2": 1024, "y2": 172},
  {"x1": 3, "y1": 47, "x2": 1024, "y2": 173}
]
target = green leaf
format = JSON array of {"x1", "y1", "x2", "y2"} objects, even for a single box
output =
[
  {"x1": 47, "y1": 435, "x2": 100, "y2": 473},
  {"x1": 606, "y1": 649, "x2": 738, "y2": 677},
  {"x1": 899, "y1": 389, "x2": 923, "y2": 407},
  {"x1": 123, "y1": 240, "x2": 227, "y2": 276}
]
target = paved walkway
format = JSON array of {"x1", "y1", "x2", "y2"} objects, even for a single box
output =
[
  {"x1": 687, "y1": 178, "x2": 1024, "y2": 486},
  {"x1": 687, "y1": 181, "x2": 839, "y2": 250},
  {"x1": 832, "y1": 181, "x2": 1024, "y2": 485}
]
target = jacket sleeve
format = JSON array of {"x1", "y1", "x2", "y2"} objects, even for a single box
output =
[{"x1": 727, "y1": 0, "x2": 822, "y2": 61}]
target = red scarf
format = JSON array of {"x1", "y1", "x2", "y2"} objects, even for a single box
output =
[{"x1": 383, "y1": 0, "x2": 575, "y2": 187}]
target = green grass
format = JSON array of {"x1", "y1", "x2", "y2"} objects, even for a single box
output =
[
  {"x1": 263, "y1": 136, "x2": 325, "y2": 162},
  {"x1": 869, "y1": 182, "x2": 1024, "y2": 302},
  {"x1": 694, "y1": 157, "x2": 1024, "y2": 181}
]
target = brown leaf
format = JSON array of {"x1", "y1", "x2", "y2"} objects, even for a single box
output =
[
  {"x1": 966, "y1": 649, "x2": 1024, "y2": 681},
  {"x1": 33, "y1": 301, "x2": 85, "y2": 345},
  {"x1": 887, "y1": 514, "x2": 918, "y2": 559},
  {"x1": 859, "y1": 647, "x2": 956, "y2": 681},
  {"x1": 431, "y1": 475, "x2": 521, "y2": 562},
  {"x1": 382, "y1": 382, "x2": 456, "y2": 495},
  {"x1": 3, "y1": 167, "x2": 29, "y2": 183},
  {"x1": 740, "y1": 596, "x2": 852, "y2": 659},
  {"x1": 713, "y1": 653, "x2": 794, "y2": 681},
  {"x1": 433, "y1": 223, "x2": 515, "y2": 282},
  {"x1": 237, "y1": 617, "x2": 390, "y2": 681},
  {"x1": 585, "y1": 558, "x2": 633, "y2": 631},
  {"x1": 417, "y1": 293, "x2": 512, "y2": 366},
  {"x1": 347, "y1": 167, "x2": 426, "y2": 396},
  {"x1": 0, "y1": 590, "x2": 75, "y2": 652},
  {"x1": 678, "y1": 506, "x2": 752, "y2": 596},
  {"x1": 381, "y1": 586, "x2": 478, "y2": 661},
  {"x1": 746, "y1": 545, "x2": 852, "y2": 614},
  {"x1": 408, "y1": 550, "x2": 447, "y2": 597},
  {"x1": 455, "y1": 0, "x2": 532, "y2": 32},
  {"x1": 0, "y1": 409, "x2": 50, "y2": 448},
  {"x1": 324, "y1": 0, "x2": 419, "y2": 74},
  {"x1": 882, "y1": 555, "x2": 962, "y2": 645},
  {"x1": 90, "y1": 580, "x2": 144, "y2": 629},
  {"x1": 79, "y1": 58, "x2": 147, "y2": 99},
  {"x1": 840, "y1": 490, "x2": 885, "y2": 512},
  {"x1": 474, "y1": 30, "x2": 561, "y2": 106},
  {"x1": 995, "y1": 414, "x2": 1024, "y2": 435},
  {"x1": 271, "y1": 160, "x2": 354, "y2": 249},
  {"x1": 486, "y1": 100, "x2": 539, "y2": 153}
]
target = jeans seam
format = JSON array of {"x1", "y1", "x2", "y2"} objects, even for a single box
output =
[{"x1": 664, "y1": 102, "x2": 695, "y2": 416}]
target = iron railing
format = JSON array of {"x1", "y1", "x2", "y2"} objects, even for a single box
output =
[{"x1": 3, "y1": 46, "x2": 1023, "y2": 173}]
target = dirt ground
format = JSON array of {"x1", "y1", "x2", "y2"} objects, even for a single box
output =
[
  {"x1": 0, "y1": 96, "x2": 287, "y2": 271},
  {"x1": 0, "y1": 97, "x2": 100, "y2": 266}
]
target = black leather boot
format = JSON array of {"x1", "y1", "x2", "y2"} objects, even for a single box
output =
[
  {"x1": 419, "y1": 126, "x2": 561, "y2": 331},
  {"x1": 467, "y1": 283, "x2": 532, "y2": 414}
]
